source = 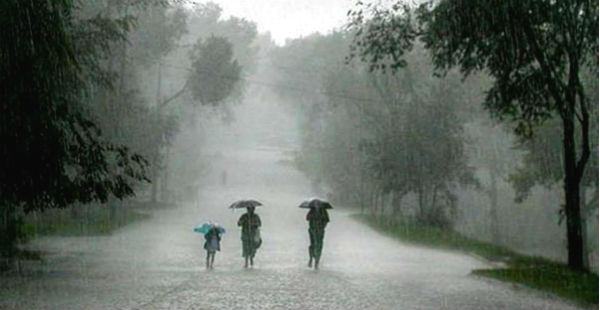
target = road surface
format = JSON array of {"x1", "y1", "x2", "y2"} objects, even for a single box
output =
[{"x1": 0, "y1": 147, "x2": 587, "y2": 310}]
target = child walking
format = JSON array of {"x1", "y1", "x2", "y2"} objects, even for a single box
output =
[{"x1": 204, "y1": 226, "x2": 222, "y2": 269}]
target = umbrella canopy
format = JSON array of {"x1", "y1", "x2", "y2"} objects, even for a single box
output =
[
  {"x1": 299, "y1": 198, "x2": 333, "y2": 209},
  {"x1": 229, "y1": 199, "x2": 263, "y2": 209},
  {"x1": 194, "y1": 222, "x2": 226, "y2": 234}
]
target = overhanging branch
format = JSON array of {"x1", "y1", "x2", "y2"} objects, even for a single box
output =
[{"x1": 159, "y1": 80, "x2": 189, "y2": 110}]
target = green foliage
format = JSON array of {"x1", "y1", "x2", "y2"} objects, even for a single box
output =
[
  {"x1": 356, "y1": 213, "x2": 599, "y2": 306},
  {"x1": 0, "y1": 0, "x2": 149, "y2": 213},
  {"x1": 22, "y1": 205, "x2": 151, "y2": 237},
  {"x1": 474, "y1": 266, "x2": 598, "y2": 307},
  {"x1": 349, "y1": 0, "x2": 598, "y2": 135},
  {"x1": 186, "y1": 2, "x2": 259, "y2": 73},
  {"x1": 271, "y1": 32, "x2": 475, "y2": 227},
  {"x1": 130, "y1": 5, "x2": 188, "y2": 63},
  {"x1": 509, "y1": 70, "x2": 598, "y2": 206},
  {"x1": 0, "y1": 0, "x2": 161, "y2": 253},
  {"x1": 348, "y1": 0, "x2": 598, "y2": 270},
  {"x1": 187, "y1": 36, "x2": 242, "y2": 106},
  {"x1": 353, "y1": 214, "x2": 514, "y2": 259}
]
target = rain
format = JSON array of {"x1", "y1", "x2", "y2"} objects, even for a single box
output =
[{"x1": 0, "y1": 0, "x2": 598, "y2": 309}]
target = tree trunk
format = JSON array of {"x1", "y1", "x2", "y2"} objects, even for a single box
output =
[{"x1": 562, "y1": 113, "x2": 584, "y2": 270}]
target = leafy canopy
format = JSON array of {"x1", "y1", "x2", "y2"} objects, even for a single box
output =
[
  {"x1": 348, "y1": 0, "x2": 598, "y2": 137},
  {"x1": 0, "y1": 0, "x2": 148, "y2": 212}
]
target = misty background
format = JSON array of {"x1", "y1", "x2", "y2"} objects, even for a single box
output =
[
  {"x1": 3, "y1": 0, "x2": 596, "y2": 272},
  {"x1": 0, "y1": 0, "x2": 598, "y2": 309}
]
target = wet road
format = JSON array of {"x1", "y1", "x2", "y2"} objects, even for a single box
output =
[{"x1": 0, "y1": 147, "x2": 587, "y2": 310}]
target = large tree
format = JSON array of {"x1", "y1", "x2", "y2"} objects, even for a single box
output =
[
  {"x1": 0, "y1": 0, "x2": 149, "y2": 250},
  {"x1": 348, "y1": 0, "x2": 598, "y2": 270}
]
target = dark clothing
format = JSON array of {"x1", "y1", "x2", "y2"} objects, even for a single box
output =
[
  {"x1": 238, "y1": 213, "x2": 261, "y2": 234},
  {"x1": 308, "y1": 228, "x2": 325, "y2": 259},
  {"x1": 307, "y1": 208, "x2": 329, "y2": 231},
  {"x1": 307, "y1": 208, "x2": 329, "y2": 259},
  {"x1": 238, "y1": 213, "x2": 261, "y2": 258}
]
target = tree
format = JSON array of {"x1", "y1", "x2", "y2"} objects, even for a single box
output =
[
  {"x1": 0, "y1": 0, "x2": 148, "y2": 251},
  {"x1": 270, "y1": 32, "x2": 475, "y2": 227},
  {"x1": 510, "y1": 112, "x2": 598, "y2": 268},
  {"x1": 125, "y1": 3, "x2": 188, "y2": 203},
  {"x1": 186, "y1": 2, "x2": 259, "y2": 73},
  {"x1": 185, "y1": 36, "x2": 242, "y2": 107},
  {"x1": 348, "y1": 0, "x2": 598, "y2": 270},
  {"x1": 348, "y1": 62, "x2": 475, "y2": 227}
]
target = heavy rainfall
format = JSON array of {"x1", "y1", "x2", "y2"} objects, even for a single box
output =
[{"x1": 0, "y1": 0, "x2": 598, "y2": 309}]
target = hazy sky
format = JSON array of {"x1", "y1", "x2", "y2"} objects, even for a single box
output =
[{"x1": 210, "y1": 0, "x2": 356, "y2": 45}]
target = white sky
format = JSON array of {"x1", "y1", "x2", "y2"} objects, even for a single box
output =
[{"x1": 209, "y1": 0, "x2": 356, "y2": 45}]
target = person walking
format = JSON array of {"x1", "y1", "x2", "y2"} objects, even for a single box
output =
[
  {"x1": 237, "y1": 206, "x2": 262, "y2": 268},
  {"x1": 203, "y1": 226, "x2": 222, "y2": 269},
  {"x1": 306, "y1": 206, "x2": 329, "y2": 269}
]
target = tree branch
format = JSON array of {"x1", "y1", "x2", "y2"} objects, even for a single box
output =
[
  {"x1": 159, "y1": 80, "x2": 188, "y2": 110},
  {"x1": 516, "y1": 5, "x2": 566, "y2": 114}
]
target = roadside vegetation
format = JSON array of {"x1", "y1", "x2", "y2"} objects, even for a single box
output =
[
  {"x1": 1, "y1": 1, "x2": 255, "y2": 259},
  {"x1": 355, "y1": 214, "x2": 599, "y2": 307},
  {"x1": 22, "y1": 204, "x2": 154, "y2": 237}
]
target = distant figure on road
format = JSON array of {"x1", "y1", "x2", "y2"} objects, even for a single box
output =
[
  {"x1": 306, "y1": 206, "x2": 329, "y2": 269},
  {"x1": 237, "y1": 206, "x2": 262, "y2": 268},
  {"x1": 204, "y1": 226, "x2": 222, "y2": 269}
]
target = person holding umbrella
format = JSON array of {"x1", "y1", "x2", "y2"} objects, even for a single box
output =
[
  {"x1": 231, "y1": 200, "x2": 263, "y2": 268},
  {"x1": 301, "y1": 198, "x2": 332, "y2": 269},
  {"x1": 194, "y1": 222, "x2": 226, "y2": 269}
]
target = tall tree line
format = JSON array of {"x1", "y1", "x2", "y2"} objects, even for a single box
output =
[
  {"x1": 347, "y1": 0, "x2": 598, "y2": 270},
  {"x1": 270, "y1": 33, "x2": 477, "y2": 228},
  {"x1": 269, "y1": 8, "x2": 597, "y2": 268},
  {"x1": 0, "y1": 0, "x2": 252, "y2": 253}
]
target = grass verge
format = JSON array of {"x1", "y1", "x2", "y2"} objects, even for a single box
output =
[
  {"x1": 23, "y1": 205, "x2": 152, "y2": 237},
  {"x1": 353, "y1": 213, "x2": 598, "y2": 307}
]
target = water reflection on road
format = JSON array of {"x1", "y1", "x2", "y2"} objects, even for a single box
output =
[{"x1": 0, "y1": 148, "x2": 585, "y2": 310}]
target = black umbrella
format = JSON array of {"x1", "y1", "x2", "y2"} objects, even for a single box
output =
[
  {"x1": 299, "y1": 198, "x2": 333, "y2": 209},
  {"x1": 229, "y1": 199, "x2": 263, "y2": 209}
]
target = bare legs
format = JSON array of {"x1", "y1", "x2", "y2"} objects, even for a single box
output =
[
  {"x1": 244, "y1": 254, "x2": 255, "y2": 268},
  {"x1": 308, "y1": 253, "x2": 320, "y2": 269},
  {"x1": 206, "y1": 251, "x2": 216, "y2": 269}
]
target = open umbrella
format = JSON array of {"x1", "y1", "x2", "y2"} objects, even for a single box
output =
[
  {"x1": 299, "y1": 198, "x2": 333, "y2": 209},
  {"x1": 194, "y1": 222, "x2": 226, "y2": 234},
  {"x1": 229, "y1": 199, "x2": 263, "y2": 209}
]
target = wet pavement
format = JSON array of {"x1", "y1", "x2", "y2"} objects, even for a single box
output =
[{"x1": 0, "y1": 147, "x2": 588, "y2": 310}]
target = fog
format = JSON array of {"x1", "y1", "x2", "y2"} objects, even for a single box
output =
[
  {"x1": 0, "y1": 95, "x2": 585, "y2": 309},
  {"x1": 0, "y1": 1, "x2": 598, "y2": 309}
]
